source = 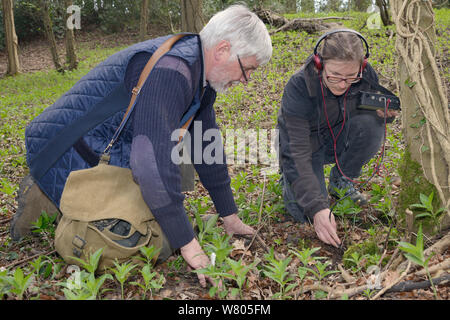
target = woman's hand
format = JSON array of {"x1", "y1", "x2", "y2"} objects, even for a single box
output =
[
  {"x1": 376, "y1": 109, "x2": 398, "y2": 119},
  {"x1": 313, "y1": 208, "x2": 341, "y2": 248}
]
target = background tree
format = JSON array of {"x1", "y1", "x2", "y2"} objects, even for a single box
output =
[
  {"x1": 350, "y1": 0, "x2": 372, "y2": 11},
  {"x1": 327, "y1": 0, "x2": 343, "y2": 11},
  {"x1": 285, "y1": 0, "x2": 297, "y2": 13},
  {"x1": 299, "y1": 0, "x2": 316, "y2": 12},
  {"x1": 391, "y1": 0, "x2": 450, "y2": 228},
  {"x1": 139, "y1": 0, "x2": 149, "y2": 41},
  {"x1": 181, "y1": 0, "x2": 204, "y2": 33},
  {"x1": 40, "y1": 0, "x2": 63, "y2": 72},
  {"x1": 64, "y1": 0, "x2": 78, "y2": 70},
  {"x1": 376, "y1": 0, "x2": 392, "y2": 26},
  {"x1": 2, "y1": 0, "x2": 20, "y2": 75}
]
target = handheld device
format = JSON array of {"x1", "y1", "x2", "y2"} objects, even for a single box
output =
[{"x1": 357, "y1": 91, "x2": 401, "y2": 111}]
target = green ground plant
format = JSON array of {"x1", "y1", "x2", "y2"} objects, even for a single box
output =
[
  {"x1": 398, "y1": 224, "x2": 438, "y2": 299},
  {"x1": 262, "y1": 247, "x2": 295, "y2": 300},
  {"x1": 410, "y1": 192, "x2": 446, "y2": 233}
]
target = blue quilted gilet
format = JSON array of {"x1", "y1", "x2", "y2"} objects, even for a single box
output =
[{"x1": 25, "y1": 34, "x2": 203, "y2": 207}]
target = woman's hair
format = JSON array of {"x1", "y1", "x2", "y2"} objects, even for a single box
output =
[
  {"x1": 200, "y1": 4, "x2": 272, "y2": 65},
  {"x1": 319, "y1": 29, "x2": 365, "y2": 64}
]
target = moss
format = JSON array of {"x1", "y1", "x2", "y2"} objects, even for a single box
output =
[{"x1": 397, "y1": 148, "x2": 442, "y2": 233}]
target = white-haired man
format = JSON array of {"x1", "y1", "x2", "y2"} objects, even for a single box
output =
[{"x1": 13, "y1": 5, "x2": 272, "y2": 287}]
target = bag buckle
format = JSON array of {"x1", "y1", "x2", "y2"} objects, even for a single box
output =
[
  {"x1": 72, "y1": 235, "x2": 86, "y2": 250},
  {"x1": 132, "y1": 86, "x2": 141, "y2": 96}
]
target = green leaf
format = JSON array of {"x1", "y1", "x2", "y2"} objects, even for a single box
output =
[
  {"x1": 405, "y1": 78, "x2": 416, "y2": 88},
  {"x1": 420, "y1": 145, "x2": 429, "y2": 153},
  {"x1": 419, "y1": 193, "x2": 430, "y2": 206}
]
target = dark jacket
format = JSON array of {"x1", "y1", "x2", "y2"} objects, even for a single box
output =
[{"x1": 277, "y1": 55, "x2": 393, "y2": 219}]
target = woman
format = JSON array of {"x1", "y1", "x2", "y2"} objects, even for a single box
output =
[{"x1": 277, "y1": 29, "x2": 398, "y2": 247}]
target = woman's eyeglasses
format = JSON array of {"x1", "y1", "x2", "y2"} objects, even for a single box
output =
[{"x1": 325, "y1": 75, "x2": 361, "y2": 84}]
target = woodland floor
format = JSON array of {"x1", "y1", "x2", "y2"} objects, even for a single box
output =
[{"x1": 0, "y1": 25, "x2": 448, "y2": 301}]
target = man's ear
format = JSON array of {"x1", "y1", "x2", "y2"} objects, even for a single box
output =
[{"x1": 213, "y1": 40, "x2": 231, "y2": 63}]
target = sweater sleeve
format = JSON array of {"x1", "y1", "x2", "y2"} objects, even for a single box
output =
[
  {"x1": 188, "y1": 88, "x2": 238, "y2": 217},
  {"x1": 281, "y1": 75, "x2": 329, "y2": 219},
  {"x1": 126, "y1": 52, "x2": 198, "y2": 250}
]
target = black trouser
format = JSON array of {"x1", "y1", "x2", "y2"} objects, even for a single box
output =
[{"x1": 281, "y1": 114, "x2": 385, "y2": 222}]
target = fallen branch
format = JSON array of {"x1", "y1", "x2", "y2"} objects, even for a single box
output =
[
  {"x1": 385, "y1": 273, "x2": 450, "y2": 294},
  {"x1": 301, "y1": 283, "x2": 369, "y2": 299},
  {"x1": 396, "y1": 231, "x2": 450, "y2": 272},
  {"x1": 424, "y1": 232, "x2": 450, "y2": 257},
  {"x1": 254, "y1": 7, "x2": 353, "y2": 35},
  {"x1": 414, "y1": 258, "x2": 450, "y2": 277},
  {"x1": 2, "y1": 249, "x2": 56, "y2": 270}
]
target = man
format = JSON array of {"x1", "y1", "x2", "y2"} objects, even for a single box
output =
[
  {"x1": 277, "y1": 29, "x2": 397, "y2": 247},
  {"x1": 11, "y1": 5, "x2": 272, "y2": 287}
]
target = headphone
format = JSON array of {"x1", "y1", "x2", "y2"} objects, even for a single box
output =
[{"x1": 313, "y1": 29, "x2": 370, "y2": 74}]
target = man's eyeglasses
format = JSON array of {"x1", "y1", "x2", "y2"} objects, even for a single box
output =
[{"x1": 237, "y1": 55, "x2": 248, "y2": 82}]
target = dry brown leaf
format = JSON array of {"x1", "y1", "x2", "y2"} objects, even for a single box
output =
[
  {"x1": 382, "y1": 270, "x2": 401, "y2": 287},
  {"x1": 232, "y1": 239, "x2": 246, "y2": 251}
]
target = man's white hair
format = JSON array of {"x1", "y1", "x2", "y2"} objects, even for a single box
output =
[{"x1": 200, "y1": 4, "x2": 272, "y2": 65}]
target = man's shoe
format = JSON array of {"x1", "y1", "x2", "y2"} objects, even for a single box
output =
[
  {"x1": 10, "y1": 175, "x2": 60, "y2": 241},
  {"x1": 328, "y1": 174, "x2": 367, "y2": 205}
]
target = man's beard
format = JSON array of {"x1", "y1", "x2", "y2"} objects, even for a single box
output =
[
  {"x1": 207, "y1": 63, "x2": 240, "y2": 93},
  {"x1": 208, "y1": 80, "x2": 240, "y2": 93}
]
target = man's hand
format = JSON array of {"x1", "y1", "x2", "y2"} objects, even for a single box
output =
[
  {"x1": 222, "y1": 213, "x2": 255, "y2": 236},
  {"x1": 313, "y1": 208, "x2": 341, "y2": 248},
  {"x1": 180, "y1": 238, "x2": 215, "y2": 288}
]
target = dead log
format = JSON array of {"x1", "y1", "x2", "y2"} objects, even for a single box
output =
[
  {"x1": 385, "y1": 273, "x2": 450, "y2": 294},
  {"x1": 254, "y1": 7, "x2": 353, "y2": 35}
]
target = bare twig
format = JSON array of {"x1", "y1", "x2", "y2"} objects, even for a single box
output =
[
  {"x1": 300, "y1": 283, "x2": 369, "y2": 299},
  {"x1": 0, "y1": 217, "x2": 12, "y2": 224},
  {"x1": 2, "y1": 249, "x2": 56, "y2": 270}
]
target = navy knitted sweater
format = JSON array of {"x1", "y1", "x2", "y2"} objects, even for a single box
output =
[{"x1": 124, "y1": 51, "x2": 237, "y2": 250}]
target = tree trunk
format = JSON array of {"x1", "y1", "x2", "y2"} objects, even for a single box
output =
[
  {"x1": 40, "y1": 0, "x2": 64, "y2": 72},
  {"x1": 139, "y1": 0, "x2": 149, "y2": 42},
  {"x1": 2, "y1": 0, "x2": 20, "y2": 75},
  {"x1": 65, "y1": 0, "x2": 78, "y2": 70},
  {"x1": 300, "y1": 0, "x2": 315, "y2": 12},
  {"x1": 391, "y1": 1, "x2": 450, "y2": 229},
  {"x1": 353, "y1": 0, "x2": 370, "y2": 11},
  {"x1": 376, "y1": 0, "x2": 392, "y2": 26},
  {"x1": 285, "y1": 0, "x2": 297, "y2": 13},
  {"x1": 180, "y1": 0, "x2": 204, "y2": 33}
]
